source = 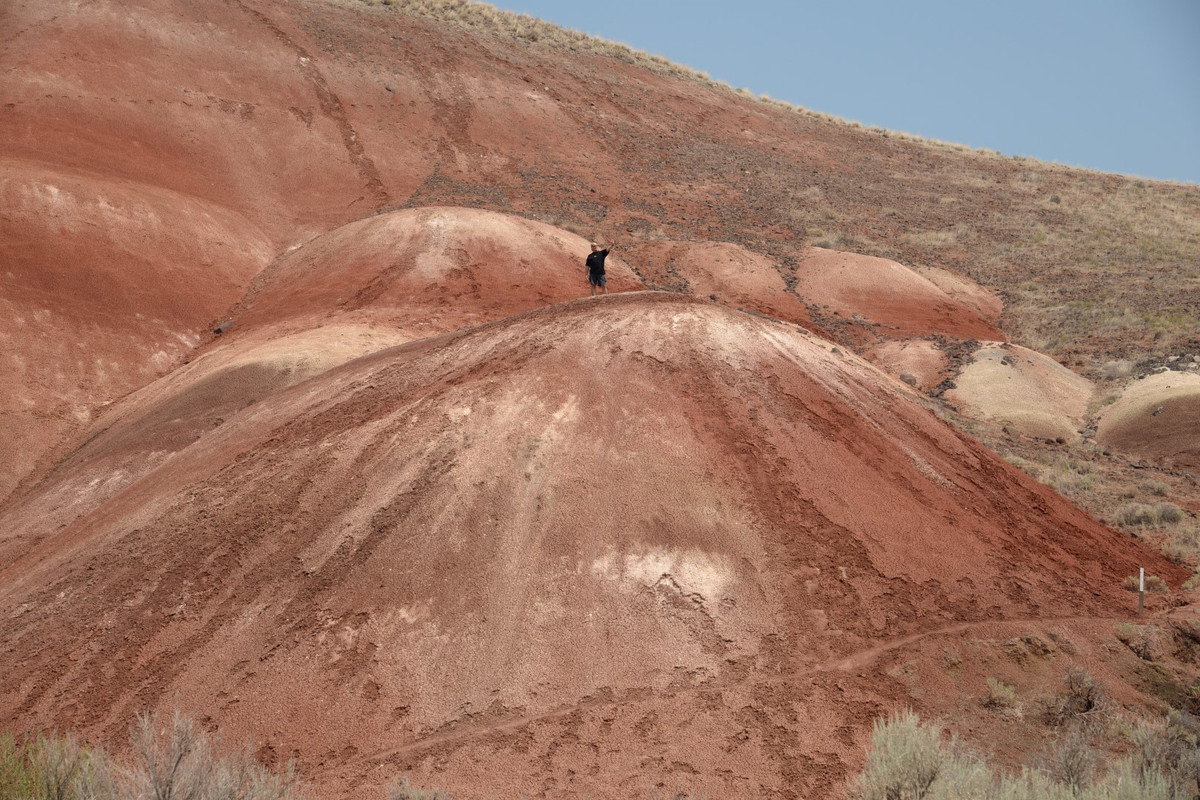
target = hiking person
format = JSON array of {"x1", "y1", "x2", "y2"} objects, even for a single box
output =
[{"x1": 585, "y1": 240, "x2": 615, "y2": 296}]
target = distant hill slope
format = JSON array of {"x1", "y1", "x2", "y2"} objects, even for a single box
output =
[
  {"x1": 3, "y1": 0, "x2": 1199, "y2": 502},
  {"x1": 358, "y1": 0, "x2": 1200, "y2": 363}
]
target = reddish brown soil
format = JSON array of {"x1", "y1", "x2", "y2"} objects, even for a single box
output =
[
  {"x1": 620, "y1": 240, "x2": 813, "y2": 327},
  {"x1": 795, "y1": 248, "x2": 1003, "y2": 344},
  {"x1": 4, "y1": 0, "x2": 1157, "y2": 505},
  {"x1": 233, "y1": 206, "x2": 644, "y2": 339},
  {"x1": 866, "y1": 340, "x2": 948, "y2": 393},
  {"x1": 2, "y1": 1, "x2": 1198, "y2": 798},
  {"x1": 0, "y1": 293, "x2": 1184, "y2": 798}
]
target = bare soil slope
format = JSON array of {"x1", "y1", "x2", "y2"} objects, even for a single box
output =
[
  {"x1": 233, "y1": 206, "x2": 643, "y2": 338},
  {"x1": 5, "y1": 0, "x2": 1196, "y2": 504},
  {"x1": 1096, "y1": 371, "x2": 1200, "y2": 468},
  {"x1": 3, "y1": 0, "x2": 1199, "y2": 797},
  {"x1": 0, "y1": 293, "x2": 1180, "y2": 798}
]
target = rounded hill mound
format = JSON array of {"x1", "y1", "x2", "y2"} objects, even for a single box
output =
[
  {"x1": 947, "y1": 343, "x2": 1095, "y2": 441},
  {"x1": 0, "y1": 293, "x2": 1174, "y2": 798},
  {"x1": 1, "y1": 206, "x2": 638, "y2": 548},
  {"x1": 232, "y1": 206, "x2": 643, "y2": 339},
  {"x1": 1096, "y1": 371, "x2": 1200, "y2": 468},
  {"x1": 622, "y1": 240, "x2": 812, "y2": 326},
  {"x1": 795, "y1": 247, "x2": 1002, "y2": 342}
]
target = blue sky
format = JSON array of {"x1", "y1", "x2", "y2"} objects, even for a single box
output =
[{"x1": 490, "y1": 1, "x2": 1200, "y2": 185}]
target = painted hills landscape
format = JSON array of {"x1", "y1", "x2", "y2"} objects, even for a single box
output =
[{"x1": 3, "y1": 0, "x2": 1200, "y2": 797}]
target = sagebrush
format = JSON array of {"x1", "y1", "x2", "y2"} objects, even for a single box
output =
[{"x1": 851, "y1": 708, "x2": 1200, "y2": 799}]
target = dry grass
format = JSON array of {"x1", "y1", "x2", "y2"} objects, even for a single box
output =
[
  {"x1": 351, "y1": 0, "x2": 714, "y2": 82},
  {"x1": 982, "y1": 677, "x2": 1020, "y2": 711},
  {"x1": 415, "y1": 4, "x2": 1185, "y2": 362},
  {"x1": 1041, "y1": 457, "x2": 1097, "y2": 500},
  {"x1": 982, "y1": 428, "x2": 1200, "y2": 590},
  {"x1": 315, "y1": 0, "x2": 1200, "y2": 367},
  {"x1": 0, "y1": 712, "x2": 305, "y2": 800},
  {"x1": 849, "y1": 707, "x2": 1193, "y2": 799},
  {"x1": 337, "y1": 0, "x2": 1041, "y2": 160}
]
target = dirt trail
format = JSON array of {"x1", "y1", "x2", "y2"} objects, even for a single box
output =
[{"x1": 369, "y1": 614, "x2": 1128, "y2": 764}]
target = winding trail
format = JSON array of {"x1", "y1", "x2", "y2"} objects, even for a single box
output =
[{"x1": 368, "y1": 613, "x2": 1127, "y2": 764}]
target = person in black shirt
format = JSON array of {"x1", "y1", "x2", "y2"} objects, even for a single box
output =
[{"x1": 585, "y1": 241, "x2": 615, "y2": 296}]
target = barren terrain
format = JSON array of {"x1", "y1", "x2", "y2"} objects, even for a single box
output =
[{"x1": 3, "y1": 0, "x2": 1200, "y2": 798}]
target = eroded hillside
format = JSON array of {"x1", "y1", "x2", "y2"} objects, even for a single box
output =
[{"x1": 3, "y1": 1, "x2": 1200, "y2": 798}]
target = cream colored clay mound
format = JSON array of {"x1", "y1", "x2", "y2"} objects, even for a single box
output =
[
  {"x1": 627, "y1": 240, "x2": 812, "y2": 326},
  {"x1": 4, "y1": 324, "x2": 411, "y2": 552},
  {"x1": 946, "y1": 344, "x2": 1093, "y2": 441},
  {"x1": 1097, "y1": 371, "x2": 1200, "y2": 467},
  {"x1": 866, "y1": 340, "x2": 948, "y2": 392},
  {"x1": 0, "y1": 294, "x2": 1174, "y2": 800},
  {"x1": 795, "y1": 247, "x2": 1003, "y2": 341},
  {"x1": 234, "y1": 206, "x2": 644, "y2": 338}
]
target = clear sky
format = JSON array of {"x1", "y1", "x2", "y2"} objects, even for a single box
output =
[{"x1": 490, "y1": 1, "x2": 1200, "y2": 185}]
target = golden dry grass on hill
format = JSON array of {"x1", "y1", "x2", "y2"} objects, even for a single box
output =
[{"x1": 359, "y1": 0, "x2": 1200, "y2": 370}]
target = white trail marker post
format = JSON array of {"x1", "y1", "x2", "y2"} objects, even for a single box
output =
[{"x1": 1139, "y1": 567, "x2": 1145, "y2": 618}]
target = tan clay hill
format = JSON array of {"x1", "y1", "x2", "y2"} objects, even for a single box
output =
[
  {"x1": 1096, "y1": 371, "x2": 1200, "y2": 469},
  {"x1": 947, "y1": 343, "x2": 1095, "y2": 442},
  {"x1": 3, "y1": 0, "x2": 1200, "y2": 798}
]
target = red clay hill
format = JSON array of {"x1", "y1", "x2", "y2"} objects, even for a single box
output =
[
  {"x1": 0, "y1": 292, "x2": 1181, "y2": 798},
  {"x1": 0, "y1": 0, "x2": 1035, "y2": 506},
  {"x1": 1, "y1": 0, "x2": 1192, "y2": 798}
]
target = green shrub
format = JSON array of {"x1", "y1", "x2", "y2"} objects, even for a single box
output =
[
  {"x1": 1130, "y1": 712, "x2": 1200, "y2": 798},
  {"x1": 1, "y1": 712, "x2": 302, "y2": 800},
  {"x1": 851, "y1": 710, "x2": 948, "y2": 799},
  {"x1": 850, "y1": 710, "x2": 993, "y2": 799},
  {"x1": 1115, "y1": 503, "x2": 1185, "y2": 529},
  {"x1": 848, "y1": 711, "x2": 1189, "y2": 799},
  {"x1": 1039, "y1": 728, "x2": 1099, "y2": 792},
  {"x1": 127, "y1": 710, "x2": 303, "y2": 800},
  {"x1": 0, "y1": 731, "x2": 113, "y2": 800},
  {"x1": 0, "y1": 733, "x2": 40, "y2": 800},
  {"x1": 989, "y1": 768, "x2": 1076, "y2": 800},
  {"x1": 1155, "y1": 503, "x2": 1184, "y2": 525}
]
